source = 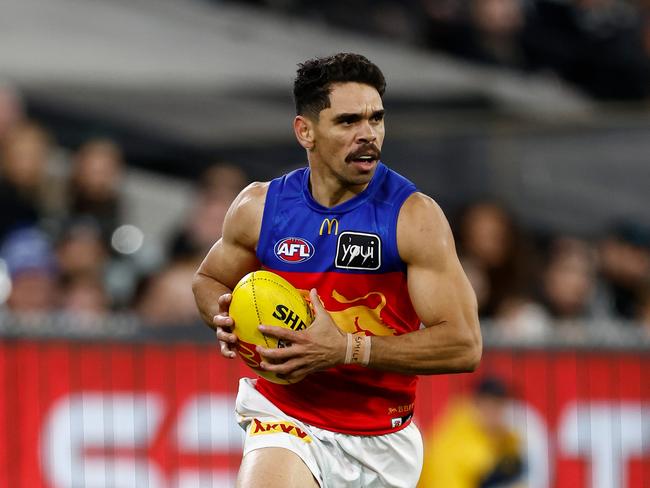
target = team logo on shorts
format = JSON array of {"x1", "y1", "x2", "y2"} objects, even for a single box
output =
[
  {"x1": 335, "y1": 231, "x2": 381, "y2": 270},
  {"x1": 249, "y1": 418, "x2": 312, "y2": 442},
  {"x1": 274, "y1": 237, "x2": 314, "y2": 264}
]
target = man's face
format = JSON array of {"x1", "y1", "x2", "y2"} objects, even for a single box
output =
[{"x1": 309, "y1": 82, "x2": 385, "y2": 187}]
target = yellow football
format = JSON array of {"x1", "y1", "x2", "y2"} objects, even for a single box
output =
[{"x1": 229, "y1": 270, "x2": 313, "y2": 384}]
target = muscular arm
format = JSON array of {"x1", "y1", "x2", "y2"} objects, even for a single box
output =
[
  {"x1": 192, "y1": 182, "x2": 267, "y2": 330},
  {"x1": 369, "y1": 193, "x2": 482, "y2": 374}
]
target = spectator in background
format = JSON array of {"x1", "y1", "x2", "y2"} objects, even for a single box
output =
[
  {"x1": 421, "y1": 0, "x2": 464, "y2": 49},
  {"x1": 492, "y1": 293, "x2": 550, "y2": 340},
  {"x1": 135, "y1": 163, "x2": 247, "y2": 327},
  {"x1": 59, "y1": 275, "x2": 110, "y2": 323},
  {"x1": 598, "y1": 222, "x2": 650, "y2": 319},
  {"x1": 468, "y1": 0, "x2": 526, "y2": 67},
  {"x1": 135, "y1": 261, "x2": 200, "y2": 326},
  {"x1": 422, "y1": 0, "x2": 650, "y2": 100},
  {"x1": 168, "y1": 163, "x2": 247, "y2": 263},
  {"x1": 168, "y1": 192, "x2": 231, "y2": 263},
  {"x1": 0, "y1": 122, "x2": 55, "y2": 240},
  {"x1": 494, "y1": 236, "x2": 614, "y2": 340},
  {"x1": 637, "y1": 285, "x2": 650, "y2": 335},
  {"x1": 55, "y1": 214, "x2": 152, "y2": 312},
  {"x1": 456, "y1": 201, "x2": 537, "y2": 319},
  {"x1": 537, "y1": 236, "x2": 602, "y2": 321},
  {"x1": 418, "y1": 377, "x2": 525, "y2": 488},
  {"x1": 643, "y1": 7, "x2": 650, "y2": 58},
  {"x1": 497, "y1": 237, "x2": 607, "y2": 340},
  {"x1": 67, "y1": 138, "x2": 124, "y2": 242},
  {"x1": 292, "y1": 0, "x2": 420, "y2": 42},
  {"x1": 423, "y1": 0, "x2": 527, "y2": 68},
  {"x1": 55, "y1": 218, "x2": 109, "y2": 281},
  {"x1": 0, "y1": 83, "x2": 24, "y2": 143},
  {"x1": 0, "y1": 227, "x2": 58, "y2": 315},
  {"x1": 199, "y1": 162, "x2": 249, "y2": 201},
  {"x1": 523, "y1": 0, "x2": 650, "y2": 100},
  {"x1": 54, "y1": 217, "x2": 131, "y2": 313},
  {"x1": 488, "y1": 235, "x2": 608, "y2": 340}
]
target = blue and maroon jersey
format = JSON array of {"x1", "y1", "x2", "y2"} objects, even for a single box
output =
[{"x1": 255, "y1": 162, "x2": 421, "y2": 435}]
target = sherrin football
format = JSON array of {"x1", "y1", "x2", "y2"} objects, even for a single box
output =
[{"x1": 230, "y1": 270, "x2": 314, "y2": 384}]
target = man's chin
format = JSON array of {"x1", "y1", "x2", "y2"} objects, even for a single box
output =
[{"x1": 346, "y1": 170, "x2": 375, "y2": 188}]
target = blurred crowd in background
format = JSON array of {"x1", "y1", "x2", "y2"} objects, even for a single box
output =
[
  {"x1": 1, "y1": 0, "x2": 650, "y2": 339},
  {"x1": 245, "y1": 0, "x2": 650, "y2": 101},
  {"x1": 0, "y1": 85, "x2": 244, "y2": 329},
  {"x1": 1, "y1": 79, "x2": 649, "y2": 339}
]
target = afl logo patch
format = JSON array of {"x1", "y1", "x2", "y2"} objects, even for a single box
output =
[{"x1": 274, "y1": 237, "x2": 314, "y2": 264}]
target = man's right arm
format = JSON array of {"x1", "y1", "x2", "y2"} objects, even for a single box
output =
[{"x1": 192, "y1": 182, "x2": 268, "y2": 351}]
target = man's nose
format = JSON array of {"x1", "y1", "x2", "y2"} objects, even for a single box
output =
[{"x1": 357, "y1": 121, "x2": 377, "y2": 143}]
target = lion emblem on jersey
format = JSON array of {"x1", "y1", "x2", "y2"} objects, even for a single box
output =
[{"x1": 327, "y1": 289, "x2": 397, "y2": 337}]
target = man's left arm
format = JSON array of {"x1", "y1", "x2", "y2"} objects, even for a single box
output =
[{"x1": 369, "y1": 192, "x2": 482, "y2": 374}]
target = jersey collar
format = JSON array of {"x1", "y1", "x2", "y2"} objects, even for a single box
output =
[{"x1": 301, "y1": 162, "x2": 387, "y2": 214}]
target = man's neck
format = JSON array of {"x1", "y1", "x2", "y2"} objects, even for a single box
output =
[{"x1": 308, "y1": 165, "x2": 369, "y2": 208}]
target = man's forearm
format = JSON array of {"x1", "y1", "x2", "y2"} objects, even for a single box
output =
[
  {"x1": 192, "y1": 272, "x2": 232, "y2": 329},
  {"x1": 367, "y1": 322, "x2": 481, "y2": 375}
]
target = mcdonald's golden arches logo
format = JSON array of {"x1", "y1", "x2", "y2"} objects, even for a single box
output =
[{"x1": 319, "y1": 218, "x2": 339, "y2": 236}]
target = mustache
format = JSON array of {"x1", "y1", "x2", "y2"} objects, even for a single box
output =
[{"x1": 346, "y1": 144, "x2": 381, "y2": 163}]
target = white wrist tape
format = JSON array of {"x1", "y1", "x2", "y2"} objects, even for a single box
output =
[{"x1": 344, "y1": 334, "x2": 371, "y2": 366}]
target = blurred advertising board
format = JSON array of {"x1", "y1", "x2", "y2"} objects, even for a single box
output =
[{"x1": 0, "y1": 339, "x2": 648, "y2": 488}]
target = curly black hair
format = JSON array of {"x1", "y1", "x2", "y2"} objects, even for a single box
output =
[{"x1": 293, "y1": 53, "x2": 386, "y2": 118}]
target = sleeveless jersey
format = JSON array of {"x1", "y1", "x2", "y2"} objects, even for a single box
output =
[{"x1": 255, "y1": 162, "x2": 420, "y2": 435}]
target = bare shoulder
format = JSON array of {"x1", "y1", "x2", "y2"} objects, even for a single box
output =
[
  {"x1": 396, "y1": 192, "x2": 456, "y2": 266},
  {"x1": 223, "y1": 181, "x2": 269, "y2": 248},
  {"x1": 238, "y1": 181, "x2": 269, "y2": 202}
]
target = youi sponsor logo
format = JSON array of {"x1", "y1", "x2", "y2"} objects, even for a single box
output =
[{"x1": 335, "y1": 231, "x2": 381, "y2": 270}]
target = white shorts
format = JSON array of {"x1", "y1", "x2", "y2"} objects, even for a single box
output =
[{"x1": 235, "y1": 378, "x2": 423, "y2": 488}]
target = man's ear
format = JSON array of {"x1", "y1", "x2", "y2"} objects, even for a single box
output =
[{"x1": 294, "y1": 115, "x2": 315, "y2": 150}]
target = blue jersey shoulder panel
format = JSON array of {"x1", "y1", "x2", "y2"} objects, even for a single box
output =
[{"x1": 256, "y1": 162, "x2": 417, "y2": 274}]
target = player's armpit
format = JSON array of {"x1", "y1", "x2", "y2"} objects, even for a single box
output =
[{"x1": 367, "y1": 193, "x2": 481, "y2": 375}]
